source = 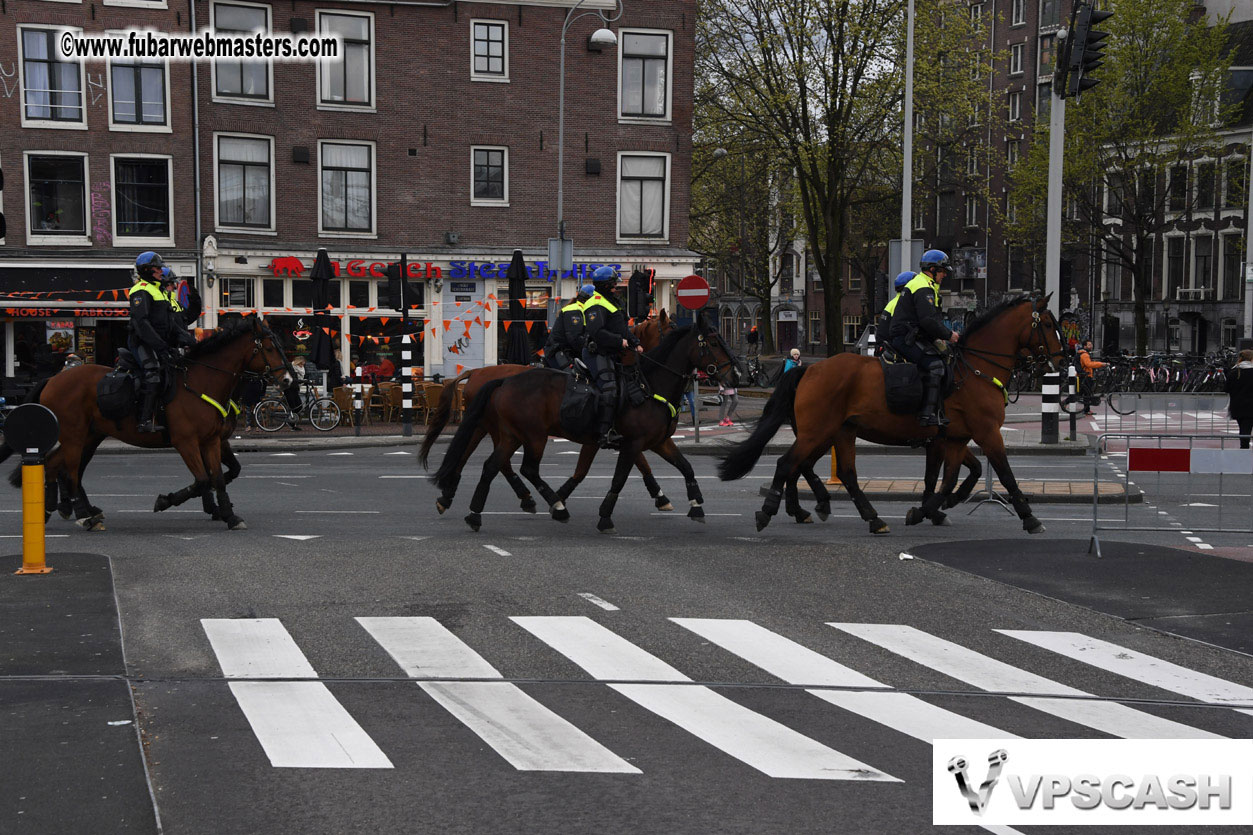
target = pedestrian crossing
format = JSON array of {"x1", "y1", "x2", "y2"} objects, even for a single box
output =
[{"x1": 199, "y1": 616, "x2": 1253, "y2": 777}]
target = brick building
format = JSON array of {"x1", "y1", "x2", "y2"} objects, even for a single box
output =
[{"x1": 0, "y1": 0, "x2": 698, "y2": 384}]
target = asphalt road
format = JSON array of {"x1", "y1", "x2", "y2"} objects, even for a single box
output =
[{"x1": 4, "y1": 444, "x2": 1253, "y2": 835}]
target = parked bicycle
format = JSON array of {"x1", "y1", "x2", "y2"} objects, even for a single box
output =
[
  {"x1": 254, "y1": 380, "x2": 341, "y2": 432},
  {"x1": 742, "y1": 355, "x2": 771, "y2": 388}
]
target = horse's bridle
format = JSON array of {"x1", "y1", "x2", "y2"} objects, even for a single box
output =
[
  {"x1": 637, "y1": 327, "x2": 737, "y2": 389},
  {"x1": 182, "y1": 321, "x2": 294, "y2": 385}
]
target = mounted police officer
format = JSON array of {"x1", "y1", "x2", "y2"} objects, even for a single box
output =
[
  {"x1": 128, "y1": 253, "x2": 194, "y2": 433},
  {"x1": 581, "y1": 266, "x2": 642, "y2": 448},
  {"x1": 875, "y1": 271, "x2": 915, "y2": 347},
  {"x1": 544, "y1": 283, "x2": 593, "y2": 372},
  {"x1": 887, "y1": 250, "x2": 959, "y2": 426}
]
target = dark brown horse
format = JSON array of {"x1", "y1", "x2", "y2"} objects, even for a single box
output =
[
  {"x1": 720, "y1": 296, "x2": 1065, "y2": 534},
  {"x1": 434, "y1": 312, "x2": 737, "y2": 533},
  {"x1": 4, "y1": 317, "x2": 292, "y2": 530},
  {"x1": 419, "y1": 312, "x2": 680, "y2": 513}
]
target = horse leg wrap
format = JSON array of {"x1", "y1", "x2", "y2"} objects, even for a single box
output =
[
  {"x1": 762, "y1": 487, "x2": 783, "y2": 516},
  {"x1": 598, "y1": 491, "x2": 620, "y2": 519},
  {"x1": 655, "y1": 493, "x2": 673, "y2": 511}
]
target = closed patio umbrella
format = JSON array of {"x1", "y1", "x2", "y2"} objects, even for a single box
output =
[{"x1": 308, "y1": 248, "x2": 335, "y2": 371}]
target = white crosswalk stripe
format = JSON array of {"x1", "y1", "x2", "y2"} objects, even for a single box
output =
[
  {"x1": 830, "y1": 623, "x2": 1223, "y2": 739},
  {"x1": 512, "y1": 615, "x2": 899, "y2": 781},
  {"x1": 201, "y1": 618, "x2": 393, "y2": 768},
  {"x1": 356, "y1": 617, "x2": 638, "y2": 773}
]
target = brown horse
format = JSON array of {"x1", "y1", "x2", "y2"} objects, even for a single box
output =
[
  {"x1": 720, "y1": 295, "x2": 1064, "y2": 534},
  {"x1": 4, "y1": 317, "x2": 292, "y2": 531},
  {"x1": 434, "y1": 312, "x2": 737, "y2": 532},
  {"x1": 419, "y1": 312, "x2": 680, "y2": 513}
]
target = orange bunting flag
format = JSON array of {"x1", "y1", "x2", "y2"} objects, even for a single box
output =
[
  {"x1": 473, "y1": 316, "x2": 482, "y2": 327},
  {"x1": 454, "y1": 301, "x2": 462, "y2": 308},
  {"x1": 443, "y1": 320, "x2": 452, "y2": 332},
  {"x1": 456, "y1": 364, "x2": 465, "y2": 374},
  {"x1": 501, "y1": 321, "x2": 510, "y2": 332},
  {"x1": 462, "y1": 322, "x2": 471, "y2": 338},
  {"x1": 537, "y1": 348, "x2": 545, "y2": 357},
  {"x1": 380, "y1": 317, "x2": 389, "y2": 326},
  {"x1": 524, "y1": 321, "x2": 533, "y2": 333},
  {"x1": 483, "y1": 320, "x2": 491, "y2": 329}
]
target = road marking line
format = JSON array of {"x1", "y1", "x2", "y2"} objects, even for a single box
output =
[
  {"x1": 999, "y1": 632, "x2": 1253, "y2": 717},
  {"x1": 242, "y1": 475, "x2": 310, "y2": 479},
  {"x1": 201, "y1": 618, "x2": 393, "y2": 769},
  {"x1": 379, "y1": 475, "x2": 423, "y2": 479},
  {"x1": 328, "y1": 452, "x2": 354, "y2": 456},
  {"x1": 400, "y1": 536, "x2": 429, "y2": 541},
  {"x1": 385, "y1": 451, "x2": 412, "y2": 455},
  {"x1": 295, "y1": 510, "x2": 379, "y2": 514},
  {"x1": 1197, "y1": 544, "x2": 1215, "y2": 550},
  {"x1": 673, "y1": 619, "x2": 1015, "y2": 743},
  {"x1": 513, "y1": 616, "x2": 898, "y2": 781},
  {"x1": 484, "y1": 545, "x2": 511, "y2": 556},
  {"x1": 357, "y1": 617, "x2": 637, "y2": 773},
  {"x1": 278, "y1": 482, "x2": 299, "y2": 487},
  {"x1": 830, "y1": 624, "x2": 1221, "y2": 739},
  {"x1": 578, "y1": 593, "x2": 619, "y2": 611},
  {"x1": 270, "y1": 453, "x2": 297, "y2": 457},
  {"x1": 273, "y1": 535, "x2": 322, "y2": 540}
]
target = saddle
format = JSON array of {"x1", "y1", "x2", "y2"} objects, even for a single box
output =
[
  {"x1": 558, "y1": 377, "x2": 599, "y2": 437},
  {"x1": 96, "y1": 349, "x2": 178, "y2": 424},
  {"x1": 878, "y1": 350, "x2": 955, "y2": 417}
]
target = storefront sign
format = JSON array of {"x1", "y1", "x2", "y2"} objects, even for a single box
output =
[
  {"x1": 4, "y1": 307, "x2": 130, "y2": 318},
  {"x1": 449, "y1": 261, "x2": 623, "y2": 282},
  {"x1": 46, "y1": 320, "x2": 74, "y2": 352},
  {"x1": 265, "y1": 258, "x2": 442, "y2": 280},
  {"x1": 449, "y1": 282, "x2": 476, "y2": 294}
]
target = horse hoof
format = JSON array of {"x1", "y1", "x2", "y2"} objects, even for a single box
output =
[
  {"x1": 815, "y1": 503, "x2": 831, "y2": 521},
  {"x1": 154, "y1": 495, "x2": 172, "y2": 513},
  {"x1": 44, "y1": 511, "x2": 53, "y2": 523},
  {"x1": 905, "y1": 507, "x2": 926, "y2": 526},
  {"x1": 228, "y1": 519, "x2": 248, "y2": 531},
  {"x1": 1024, "y1": 516, "x2": 1045, "y2": 535},
  {"x1": 435, "y1": 499, "x2": 449, "y2": 515},
  {"x1": 88, "y1": 520, "x2": 106, "y2": 532},
  {"x1": 930, "y1": 511, "x2": 951, "y2": 527},
  {"x1": 655, "y1": 496, "x2": 673, "y2": 511},
  {"x1": 521, "y1": 500, "x2": 538, "y2": 514},
  {"x1": 596, "y1": 517, "x2": 615, "y2": 534},
  {"x1": 870, "y1": 518, "x2": 890, "y2": 535},
  {"x1": 464, "y1": 513, "x2": 481, "y2": 532},
  {"x1": 551, "y1": 506, "x2": 571, "y2": 523},
  {"x1": 57, "y1": 506, "x2": 73, "y2": 521},
  {"x1": 688, "y1": 505, "x2": 705, "y2": 522},
  {"x1": 943, "y1": 495, "x2": 962, "y2": 509},
  {"x1": 754, "y1": 511, "x2": 771, "y2": 531},
  {"x1": 792, "y1": 511, "x2": 813, "y2": 524}
]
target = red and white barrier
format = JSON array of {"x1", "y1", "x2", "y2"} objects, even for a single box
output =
[{"x1": 1128, "y1": 447, "x2": 1253, "y2": 474}]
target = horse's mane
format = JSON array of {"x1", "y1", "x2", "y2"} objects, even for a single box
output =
[
  {"x1": 185, "y1": 319, "x2": 257, "y2": 359},
  {"x1": 644, "y1": 324, "x2": 695, "y2": 361},
  {"x1": 959, "y1": 295, "x2": 1035, "y2": 344}
]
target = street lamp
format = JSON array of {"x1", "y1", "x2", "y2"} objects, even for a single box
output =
[{"x1": 556, "y1": 0, "x2": 623, "y2": 265}]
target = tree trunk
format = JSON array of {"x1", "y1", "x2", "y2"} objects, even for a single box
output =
[{"x1": 759, "y1": 297, "x2": 775, "y2": 354}]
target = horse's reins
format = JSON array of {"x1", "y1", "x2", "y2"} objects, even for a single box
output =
[
  {"x1": 178, "y1": 324, "x2": 293, "y2": 416},
  {"x1": 954, "y1": 305, "x2": 1065, "y2": 394}
]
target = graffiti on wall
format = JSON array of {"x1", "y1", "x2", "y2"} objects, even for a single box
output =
[
  {"x1": 0, "y1": 62, "x2": 17, "y2": 98},
  {"x1": 91, "y1": 182, "x2": 112, "y2": 246}
]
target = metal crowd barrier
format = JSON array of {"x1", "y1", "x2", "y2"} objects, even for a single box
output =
[
  {"x1": 1093, "y1": 392, "x2": 1235, "y2": 436},
  {"x1": 1090, "y1": 433, "x2": 1253, "y2": 557}
]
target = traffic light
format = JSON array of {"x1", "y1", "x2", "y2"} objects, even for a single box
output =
[
  {"x1": 628, "y1": 268, "x2": 654, "y2": 320},
  {"x1": 1065, "y1": 2, "x2": 1113, "y2": 98}
]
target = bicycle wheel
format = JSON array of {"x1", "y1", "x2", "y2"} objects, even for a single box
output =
[
  {"x1": 309, "y1": 398, "x2": 341, "y2": 431},
  {"x1": 255, "y1": 399, "x2": 291, "y2": 432}
]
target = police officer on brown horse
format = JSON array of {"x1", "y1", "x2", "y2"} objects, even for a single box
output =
[
  {"x1": 544, "y1": 283, "x2": 593, "y2": 372},
  {"x1": 887, "y1": 249, "x2": 960, "y2": 426},
  {"x1": 128, "y1": 252, "x2": 195, "y2": 433},
  {"x1": 581, "y1": 266, "x2": 642, "y2": 448}
]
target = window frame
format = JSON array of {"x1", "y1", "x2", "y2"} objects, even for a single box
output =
[
  {"x1": 1164, "y1": 234, "x2": 1186, "y2": 300},
  {"x1": 964, "y1": 194, "x2": 979, "y2": 228},
  {"x1": 316, "y1": 8, "x2": 376, "y2": 112},
  {"x1": 317, "y1": 140, "x2": 376, "y2": 236},
  {"x1": 1191, "y1": 234, "x2": 1214, "y2": 293},
  {"x1": 1008, "y1": 90, "x2": 1022, "y2": 123},
  {"x1": 1011, "y1": 0, "x2": 1026, "y2": 26},
  {"x1": 469, "y1": 145, "x2": 510, "y2": 208},
  {"x1": 23, "y1": 151, "x2": 90, "y2": 246},
  {"x1": 1195, "y1": 159, "x2": 1216, "y2": 210},
  {"x1": 1223, "y1": 157, "x2": 1246, "y2": 209},
  {"x1": 617, "y1": 28, "x2": 673, "y2": 124},
  {"x1": 210, "y1": 1, "x2": 274, "y2": 106},
  {"x1": 110, "y1": 153, "x2": 175, "y2": 246},
  {"x1": 1009, "y1": 43, "x2": 1024, "y2": 76},
  {"x1": 469, "y1": 18, "x2": 509, "y2": 83},
  {"x1": 18, "y1": 25, "x2": 87, "y2": 130},
  {"x1": 213, "y1": 132, "x2": 276, "y2": 234},
  {"x1": 616, "y1": 151, "x2": 671, "y2": 243},
  {"x1": 106, "y1": 44, "x2": 171, "y2": 133}
]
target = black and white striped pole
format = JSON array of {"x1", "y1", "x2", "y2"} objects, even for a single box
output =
[
  {"x1": 865, "y1": 329, "x2": 876, "y2": 357},
  {"x1": 353, "y1": 365, "x2": 364, "y2": 437},
  {"x1": 1041, "y1": 371, "x2": 1060, "y2": 444},
  {"x1": 1067, "y1": 363, "x2": 1079, "y2": 440},
  {"x1": 401, "y1": 332, "x2": 414, "y2": 436}
]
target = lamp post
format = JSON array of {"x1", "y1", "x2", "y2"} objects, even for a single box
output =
[{"x1": 556, "y1": 1, "x2": 622, "y2": 259}]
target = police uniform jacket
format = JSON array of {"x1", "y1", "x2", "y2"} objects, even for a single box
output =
[
  {"x1": 876, "y1": 292, "x2": 903, "y2": 336},
  {"x1": 128, "y1": 279, "x2": 183, "y2": 353},
  {"x1": 887, "y1": 274, "x2": 952, "y2": 346},
  {"x1": 547, "y1": 299, "x2": 587, "y2": 354},
  {"x1": 583, "y1": 291, "x2": 637, "y2": 354}
]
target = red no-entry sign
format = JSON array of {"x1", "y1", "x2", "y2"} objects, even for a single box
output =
[{"x1": 676, "y1": 275, "x2": 710, "y2": 310}]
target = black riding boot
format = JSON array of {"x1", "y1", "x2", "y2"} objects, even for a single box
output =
[
  {"x1": 918, "y1": 373, "x2": 948, "y2": 427},
  {"x1": 596, "y1": 397, "x2": 619, "y2": 449},
  {"x1": 137, "y1": 388, "x2": 164, "y2": 433}
]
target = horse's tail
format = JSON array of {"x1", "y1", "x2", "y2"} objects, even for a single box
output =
[
  {"x1": 419, "y1": 369, "x2": 473, "y2": 469},
  {"x1": 1, "y1": 376, "x2": 55, "y2": 479},
  {"x1": 718, "y1": 366, "x2": 806, "y2": 481},
  {"x1": 432, "y1": 378, "x2": 504, "y2": 491}
]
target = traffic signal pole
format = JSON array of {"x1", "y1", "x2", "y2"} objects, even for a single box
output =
[{"x1": 1045, "y1": 86, "x2": 1066, "y2": 319}]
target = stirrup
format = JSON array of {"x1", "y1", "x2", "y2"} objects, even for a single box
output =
[
  {"x1": 137, "y1": 420, "x2": 164, "y2": 433},
  {"x1": 918, "y1": 413, "x2": 949, "y2": 428},
  {"x1": 598, "y1": 430, "x2": 621, "y2": 450}
]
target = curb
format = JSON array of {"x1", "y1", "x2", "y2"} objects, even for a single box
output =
[
  {"x1": 674, "y1": 440, "x2": 1089, "y2": 457},
  {"x1": 757, "y1": 482, "x2": 1139, "y2": 504}
]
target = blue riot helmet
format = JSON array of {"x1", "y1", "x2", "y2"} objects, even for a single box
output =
[
  {"x1": 590, "y1": 265, "x2": 618, "y2": 292},
  {"x1": 894, "y1": 271, "x2": 915, "y2": 291},
  {"x1": 135, "y1": 251, "x2": 165, "y2": 281},
  {"x1": 160, "y1": 266, "x2": 177, "y2": 285},
  {"x1": 919, "y1": 249, "x2": 951, "y2": 274},
  {"x1": 579, "y1": 283, "x2": 596, "y2": 299}
]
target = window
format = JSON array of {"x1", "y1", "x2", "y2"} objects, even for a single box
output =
[
  {"x1": 26, "y1": 154, "x2": 86, "y2": 240},
  {"x1": 1007, "y1": 197, "x2": 1018, "y2": 224},
  {"x1": 212, "y1": 2, "x2": 270, "y2": 101},
  {"x1": 1103, "y1": 241, "x2": 1123, "y2": 300},
  {"x1": 843, "y1": 316, "x2": 861, "y2": 345},
  {"x1": 1225, "y1": 158, "x2": 1246, "y2": 208},
  {"x1": 348, "y1": 281, "x2": 370, "y2": 308},
  {"x1": 913, "y1": 204, "x2": 925, "y2": 230},
  {"x1": 965, "y1": 195, "x2": 979, "y2": 227},
  {"x1": 1222, "y1": 318, "x2": 1239, "y2": 348},
  {"x1": 966, "y1": 151, "x2": 979, "y2": 176},
  {"x1": 1006, "y1": 139, "x2": 1021, "y2": 170},
  {"x1": 808, "y1": 311, "x2": 822, "y2": 345},
  {"x1": 1011, "y1": 0, "x2": 1026, "y2": 25},
  {"x1": 262, "y1": 279, "x2": 284, "y2": 307},
  {"x1": 470, "y1": 20, "x2": 507, "y2": 80},
  {"x1": 1222, "y1": 235, "x2": 1243, "y2": 300},
  {"x1": 471, "y1": 146, "x2": 508, "y2": 205},
  {"x1": 618, "y1": 154, "x2": 669, "y2": 240},
  {"x1": 1196, "y1": 161, "x2": 1215, "y2": 210},
  {"x1": 1040, "y1": 0, "x2": 1060, "y2": 27},
  {"x1": 1168, "y1": 166, "x2": 1188, "y2": 212},
  {"x1": 216, "y1": 135, "x2": 272, "y2": 229},
  {"x1": 1009, "y1": 43, "x2": 1024, "y2": 75},
  {"x1": 1036, "y1": 82, "x2": 1051, "y2": 120},
  {"x1": 1166, "y1": 237, "x2": 1185, "y2": 298},
  {"x1": 20, "y1": 28, "x2": 85, "y2": 126},
  {"x1": 113, "y1": 157, "x2": 171, "y2": 240},
  {"x1": 1167, "y1": 319, "x2": 1181, "y2": 352},
  {"x1": 319, "y1": 11, "x2": 373, "y2": 108},
  {"x1": 1105, "y1": 173, "x2": 1124, "y2": 215},
  {"x1": 1038, "y1": 35, "x2": 1056, "y2": 76},
  {"x1": 970, "y1": 4, "x2": 984, "y2": 27},
  {"x1": 620, "y1": 31, "x2": 671, "y2": 120},
  {"x1": 320, "y1": 142, "x2": 373, "y2": 233},
  {"x1": 1008, "y1": 91, "x2": 1022, "y2": 122},
  {"x1": 110, "y1": 56, "x2": 167, "y2": 127},
  {"x1": 221, "y1": 278, "x2": 254, "y2": 308},
  {"x1": 1193, "y1": 235, "x2": 1213, "y2": 291}
]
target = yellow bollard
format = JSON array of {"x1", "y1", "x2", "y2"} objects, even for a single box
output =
[
  {"x1": 15, "y1": 463, "x2": 52, "y2": 575},
  {"x1": 826, "y1": 447, "x2": 842, "y2": 485}
]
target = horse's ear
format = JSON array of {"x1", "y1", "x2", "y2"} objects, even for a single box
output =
[
  {"x1": 659, "y1": 308, "x2": 668, "y2": 325},
  {"x1": 1037, "y1": 294, "x2": 1053, "y2": 309}
]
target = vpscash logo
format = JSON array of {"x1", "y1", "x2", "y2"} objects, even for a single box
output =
[{"x1": 933, "y1": 739, "x2": 1253, "y2": 826}]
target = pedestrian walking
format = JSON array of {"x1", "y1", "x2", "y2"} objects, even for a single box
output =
[
  {"x1": 717, "y1": 380, "x2": 739, "y2": 426},
  {"x1": 745, "y1": 325, "x2": 759, "y2": 357},
  {"x1": 1076, "y1": 340, "x2": 1106, "y2": 414},
  {"x1": 1225, "y1": 349, "x2": 1253, "y2": 449}
]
